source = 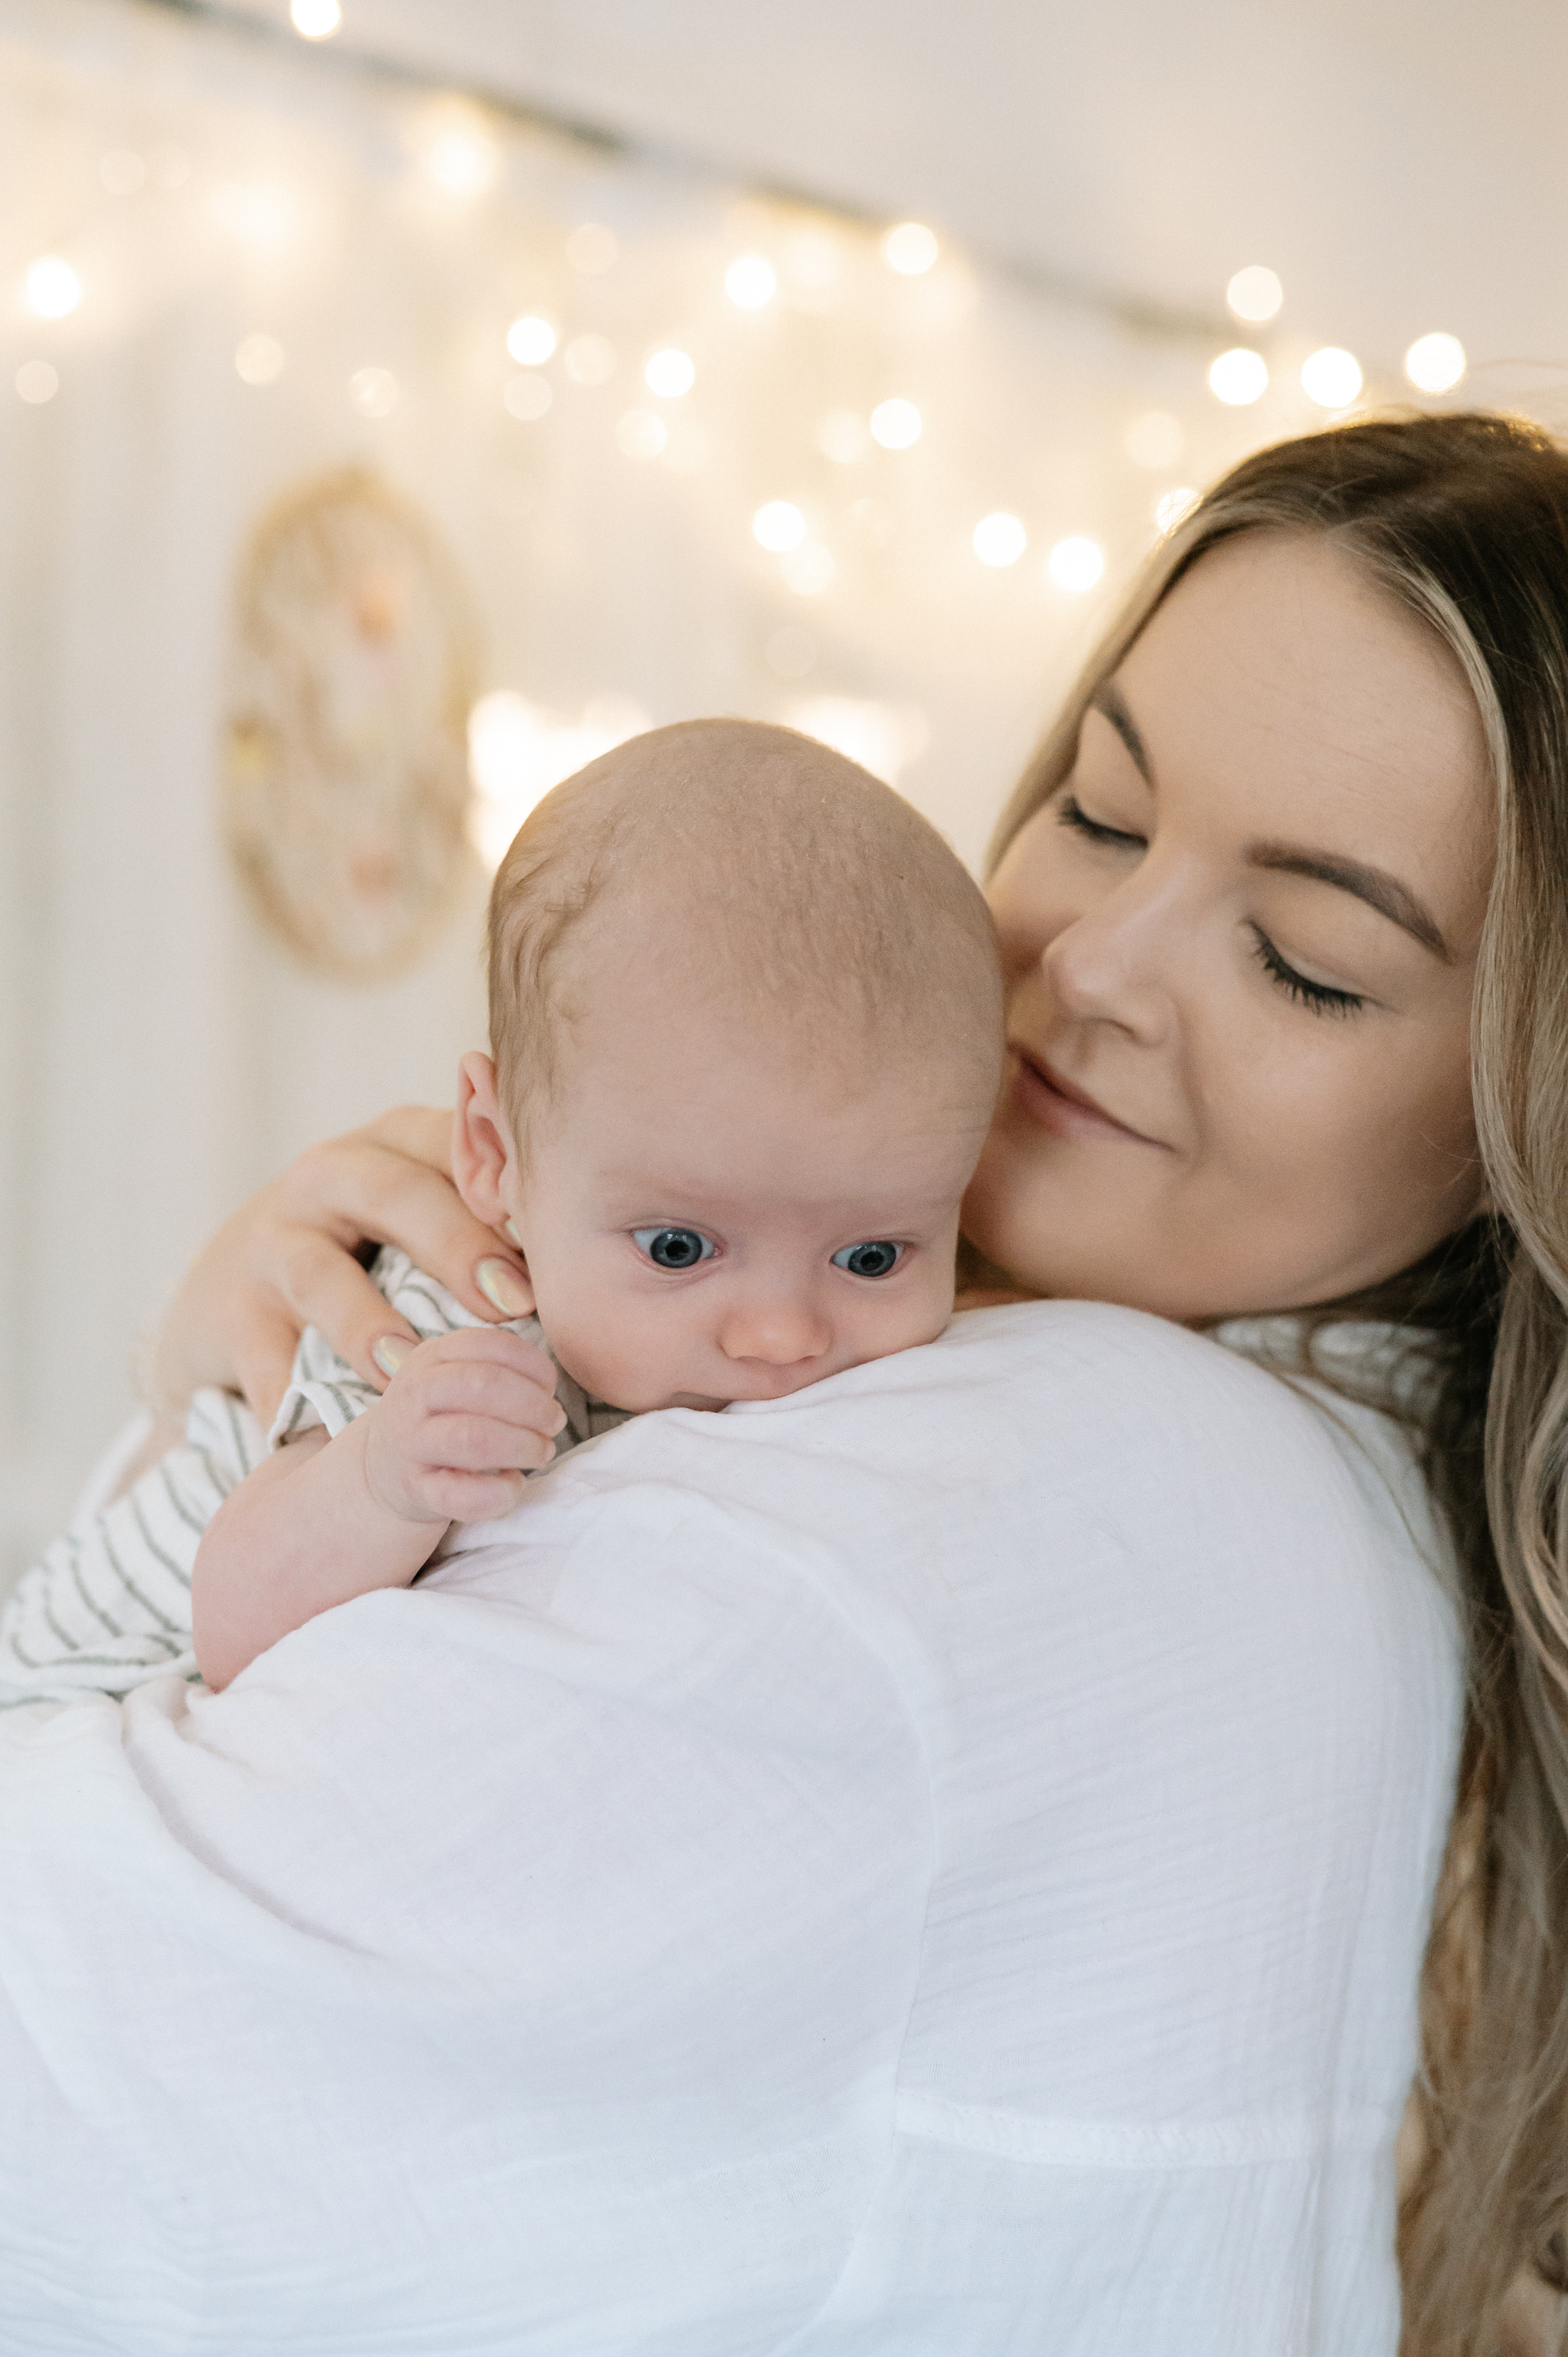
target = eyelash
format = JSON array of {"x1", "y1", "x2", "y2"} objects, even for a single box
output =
[
  {"x1": 1248, "y1": 925, "x2": 1365, "y2": 1018},
  {"x1": 1056, "y1": 792, "x2": 1143, "y2": 848},
  {"x1": 1057, "y1": 794, "x2": 1366, "y2": 1019}
]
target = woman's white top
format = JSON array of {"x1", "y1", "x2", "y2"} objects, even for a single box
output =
[{"x1": 0, "y1": 1303, "x2": 1463, "y2": 2355}]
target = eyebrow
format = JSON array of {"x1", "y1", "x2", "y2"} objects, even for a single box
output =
[
  {"x1": 1246, "y1": 843, "x2": 1453, "y2": 961},
  {"x1": 1089, "y1": 681, "x2": 1152, "y2": 782},
  {"x1": 1090, "y1": 678, "x2": 1453, "y2": 963}
]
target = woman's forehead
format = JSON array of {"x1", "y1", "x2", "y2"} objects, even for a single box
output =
[{"x1": 1109, "y1": 531, "x2": 1493, "y2": 923}]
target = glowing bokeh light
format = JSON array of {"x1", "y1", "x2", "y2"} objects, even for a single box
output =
[
  {"x1": 1048, "y1": 537, "x2": 1105, "y2": 592},
  {"x1": 348, "y1": 367, "x2": 397, "y2": 419},
  {"x1": 1208, "y1": 348, "x2": 1268, "y2": 405},
  {"x1": 234, "y1": 334, "x2": 286, "y2": 386},
  {"x1": 426, "y1": 132, "x2": 495, "y2": 197},
  {"x1": 884, "y1": 222, "x2": 939, "y2": 276},
  {"x1": 973, "y1": 512, "x2": 1026, "y2": 567},
  {"x1": 1125, "y1": 410, "x2": 1184, "y2": 469},
  {"x1": 564, "y1": 335, "x2": 616, "y2": 385},
  {"x1": 502, "y1": 374, "x2": 551, "y2": 420},
  {"x1": 869, "y1": 397, "x2": 922, "y2": 450},
  {"x1": 816, "y1": 410, "x2": 868, "y2": 464},
  {"x1": 24, "y1": 257, "x2": 81, "y2": 319},
  {"x1": 789, "y1": 697, "x2": 929, "y2": 785},
  {"x1": 1155, "y1": 485, "x2": 1199, "y2": 534},
  {"x1": 753, "y1": 500, "x2": 808, "y2": 553},
  {"x1": 469, "y1": 691, "x2": 650, "y2": 870},
  {"x1": 645, "y1": 347, "x2": 695, "y2": 398},
  {"x1": 1405, "y1": 332, "x2": 1466, "y2": 394},
  {"x1": 1226, "y1": 266, "x2": 1282, "y2": 322},
  {"x1": 1300, "y1": 346, "x2": 1362, "y2": 407},
  {"x1": 290, "y1": 0, "x2": 341, "y2": 33},
  {"x1": 783, "y1": 543, "x2": 836, "y2": 596},
  {"x1": 15, "y1": 361, "x2": 57, "y2": 405},
  {"x1": 725, "y1": 253, "x2": 777, "y2": 309},
  {"x1": 616, "y1": 410, "x2": 667, "y2": 459},
  {"x1": 505, "y1": 315, "x2": 556, "y2": 367}
]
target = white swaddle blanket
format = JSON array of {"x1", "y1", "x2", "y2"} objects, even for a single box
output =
[{"x1": 0, "y1": 1303, "x2": 1463, "y2": 2355}]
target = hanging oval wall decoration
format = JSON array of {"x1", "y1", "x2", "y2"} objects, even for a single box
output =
[{"x1": 224, "y1": 467, "x2": 480, "y2": 982}]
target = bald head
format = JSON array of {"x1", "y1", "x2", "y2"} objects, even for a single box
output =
[{"x1": 486, "y1": 718, "x2": 1003, "y2": 1145}]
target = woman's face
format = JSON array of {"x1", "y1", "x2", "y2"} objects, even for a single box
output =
[{"x1": 964, "y1": 530, "x2": 1494, "y2": 1320}]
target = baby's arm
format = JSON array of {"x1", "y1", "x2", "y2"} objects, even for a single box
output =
[{"x1": 192, "y1": 1329, "x2": 567, "y2": 1691}]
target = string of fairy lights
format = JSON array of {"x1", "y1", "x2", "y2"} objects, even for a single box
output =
[{"x1": 6, "y1": 0, "x2": 1477, "y2": 854}]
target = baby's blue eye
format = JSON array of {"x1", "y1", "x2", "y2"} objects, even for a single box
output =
[
  {"x1": 633, "y1": 1226, "x2": 715, "y2": 1270},
  {"x1": 831, "y1": 1241, "x2": 904, "y2": 1279}
]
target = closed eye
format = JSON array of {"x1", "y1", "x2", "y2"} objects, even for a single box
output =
[
  {"x1": 1248, "y1": 925, "x2": 1366, "y2": 1018},
  {"x1": 1056, "y1": 792, "x2": 1145, "y2": 849}
]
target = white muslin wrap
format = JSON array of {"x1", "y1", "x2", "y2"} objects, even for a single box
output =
[{"x1": 0, "y1": 1303, "x2": 1462, "y2": 2355}]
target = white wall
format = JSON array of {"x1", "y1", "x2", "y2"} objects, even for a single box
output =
[{"x1": 0, "y1": 0, "x2": 1488, "y2": 1582}]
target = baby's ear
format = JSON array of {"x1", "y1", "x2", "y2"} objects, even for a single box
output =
[{"x1": 453, "y1": 1052, "x2": 520, "y2": 1232}]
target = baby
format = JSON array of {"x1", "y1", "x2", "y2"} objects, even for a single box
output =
[{"x1": 0, "y1": 719, "x2": 1004, "y2": 1704}]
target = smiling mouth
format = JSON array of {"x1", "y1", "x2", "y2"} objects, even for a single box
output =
[{"x1": 1011, "y1": 1048, "x2": 1169, "y2": 1149}]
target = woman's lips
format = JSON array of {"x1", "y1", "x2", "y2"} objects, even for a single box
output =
[{"x1": 1011, "y1": 1048, "x2": 1168, "y2": 1148}]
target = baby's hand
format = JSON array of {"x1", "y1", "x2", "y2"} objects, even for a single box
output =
[{"x1": 361, "y1": 1329, "x2": 568, "y2": 1526}]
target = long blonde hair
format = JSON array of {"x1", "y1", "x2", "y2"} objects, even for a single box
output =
[{"x1": 990, "y1": 410, "x2": 1568, "y2": 2355}]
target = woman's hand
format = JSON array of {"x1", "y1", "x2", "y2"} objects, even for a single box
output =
[{"x1": 150, "y1": 1107, "x2": 534, "y2": 1427}]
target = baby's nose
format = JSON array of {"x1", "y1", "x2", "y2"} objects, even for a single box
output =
[{"x1": 717, "y1": 1294, "x2": 833, "y2": 1367}]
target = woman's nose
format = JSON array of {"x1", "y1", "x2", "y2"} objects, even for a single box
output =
[
  {"x1": 717, "y1": 1293, "x2": 833, "y2": 1367},
  {"x1": 1041, "y1": 879, "x2": 1176, "y2": 1041}
]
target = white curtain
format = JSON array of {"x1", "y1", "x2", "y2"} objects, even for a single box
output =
[{"x1": 0, "y1": 0, "x2": 1258, "y2": 1583}]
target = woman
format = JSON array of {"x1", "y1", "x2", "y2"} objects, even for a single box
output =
[{"x1": 2, "y1": 412, "x2": 1559, "y2": 2355}]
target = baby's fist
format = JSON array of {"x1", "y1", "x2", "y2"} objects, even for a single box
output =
[{"x1": 361, "y1": 1327, "x2": 567, "y2": 1526}]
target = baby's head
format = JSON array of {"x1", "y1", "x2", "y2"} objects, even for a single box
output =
[{"x1": 455, "y1": 718, "x2": 1004, "y2": 1411}]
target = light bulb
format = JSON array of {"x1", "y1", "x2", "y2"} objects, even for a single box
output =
[
  {"x1": 348, "y1": 367, "x2": 397, "y2": 419},
  {"x1": 1208, "y1": 348, "x2": 1268, "y2": 405},
  {"x1": 506, "y1": 315, "x2": 556, "y2": 367},
  {"x1": 1300, "y1": 347, "x2": 1362, "y2": 408},
  {"x1": 753, "y1": 501, "x2": 807, "y2": 553},
  {"x1": 869, "y1": 398, "x2": 922, "y2": 450},
  {"x1": 564, "y1": 335, "x2": 617, "y2": 385},
  {"x1": 645, "y1": 348, "x2": 695, "y2": 398},
  {"x1": 290, "y1": 0, "x2": 341, "y2": 34},
  {"x1": 1405, "y1": 332, "x2": 1466, "y2": 394},
  {"x1": 1155, "y1": 486, "x2": 1200, "y2": 534},
  {"x1": 726, "y1": 254, "x2": 777, "y2": 309},
  {"x1": 15, "y1": 361, "x2": 58, "y2": 405},
  {"x1": 24, "y1": 257, "x2": 81, "y2": 320},
  {"x1": 1048, "y1": 538, "x2": 1104, "y2": 593},
  {"x1": 234, "y1": 335, "x2": 286, "y2": 386},
  {"x1": 1226, "y1": 266, "x2": 1282, "y2": 323},
  {"x1": 973, "y1": 513, "x2": 1026, "y2": 567},
  {"x1": 884, "y1": 222, "x2": 939, "y2": 276}
]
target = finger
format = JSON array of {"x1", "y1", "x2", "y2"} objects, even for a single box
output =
[
  {"x1": 285, "y1": 1135, "x2": 529, "y2": 1329},
  {"x1": 234, "y1": 1305, "x2": 312, "y2": 1429},
  {"x1": 356, "y1": 1105, "x2": 459, "y2": 1170},
  {"x1": 420, "y1": 1411, "x2": 559, "y2": 1473},
  {"x1": 417, "y1": 1468, "x2": 528, "y2": 1525},
  {"x1": 266, "y1": 1230, "x2": 423, "y2": 1395},
  {"x1": 405, "y1": 1360, "x2": 567, "y2": 1437},
  {"x1": 417, "y1": 1327, "x2": 560, "y2": 1395}
]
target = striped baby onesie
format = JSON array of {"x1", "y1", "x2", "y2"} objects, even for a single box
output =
[{"x1": 0, "y1": 1249, "x2": 628, "y2": 1709}]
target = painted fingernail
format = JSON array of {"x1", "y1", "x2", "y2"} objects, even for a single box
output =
[
  {"x1": 372, "y1": 1335, "x2": 411, "y2": 1377},
  {"x1": 503, "y1": 1217, "x2": 523, "y2": 1247},
  {"x1": 477, "y1": 1258, "x2": 531, "y2": 1316}
]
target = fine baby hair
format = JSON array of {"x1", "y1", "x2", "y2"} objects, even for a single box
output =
[{"x1": 486, "y1": 716, "x2": 1006, "y2": 1143}]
